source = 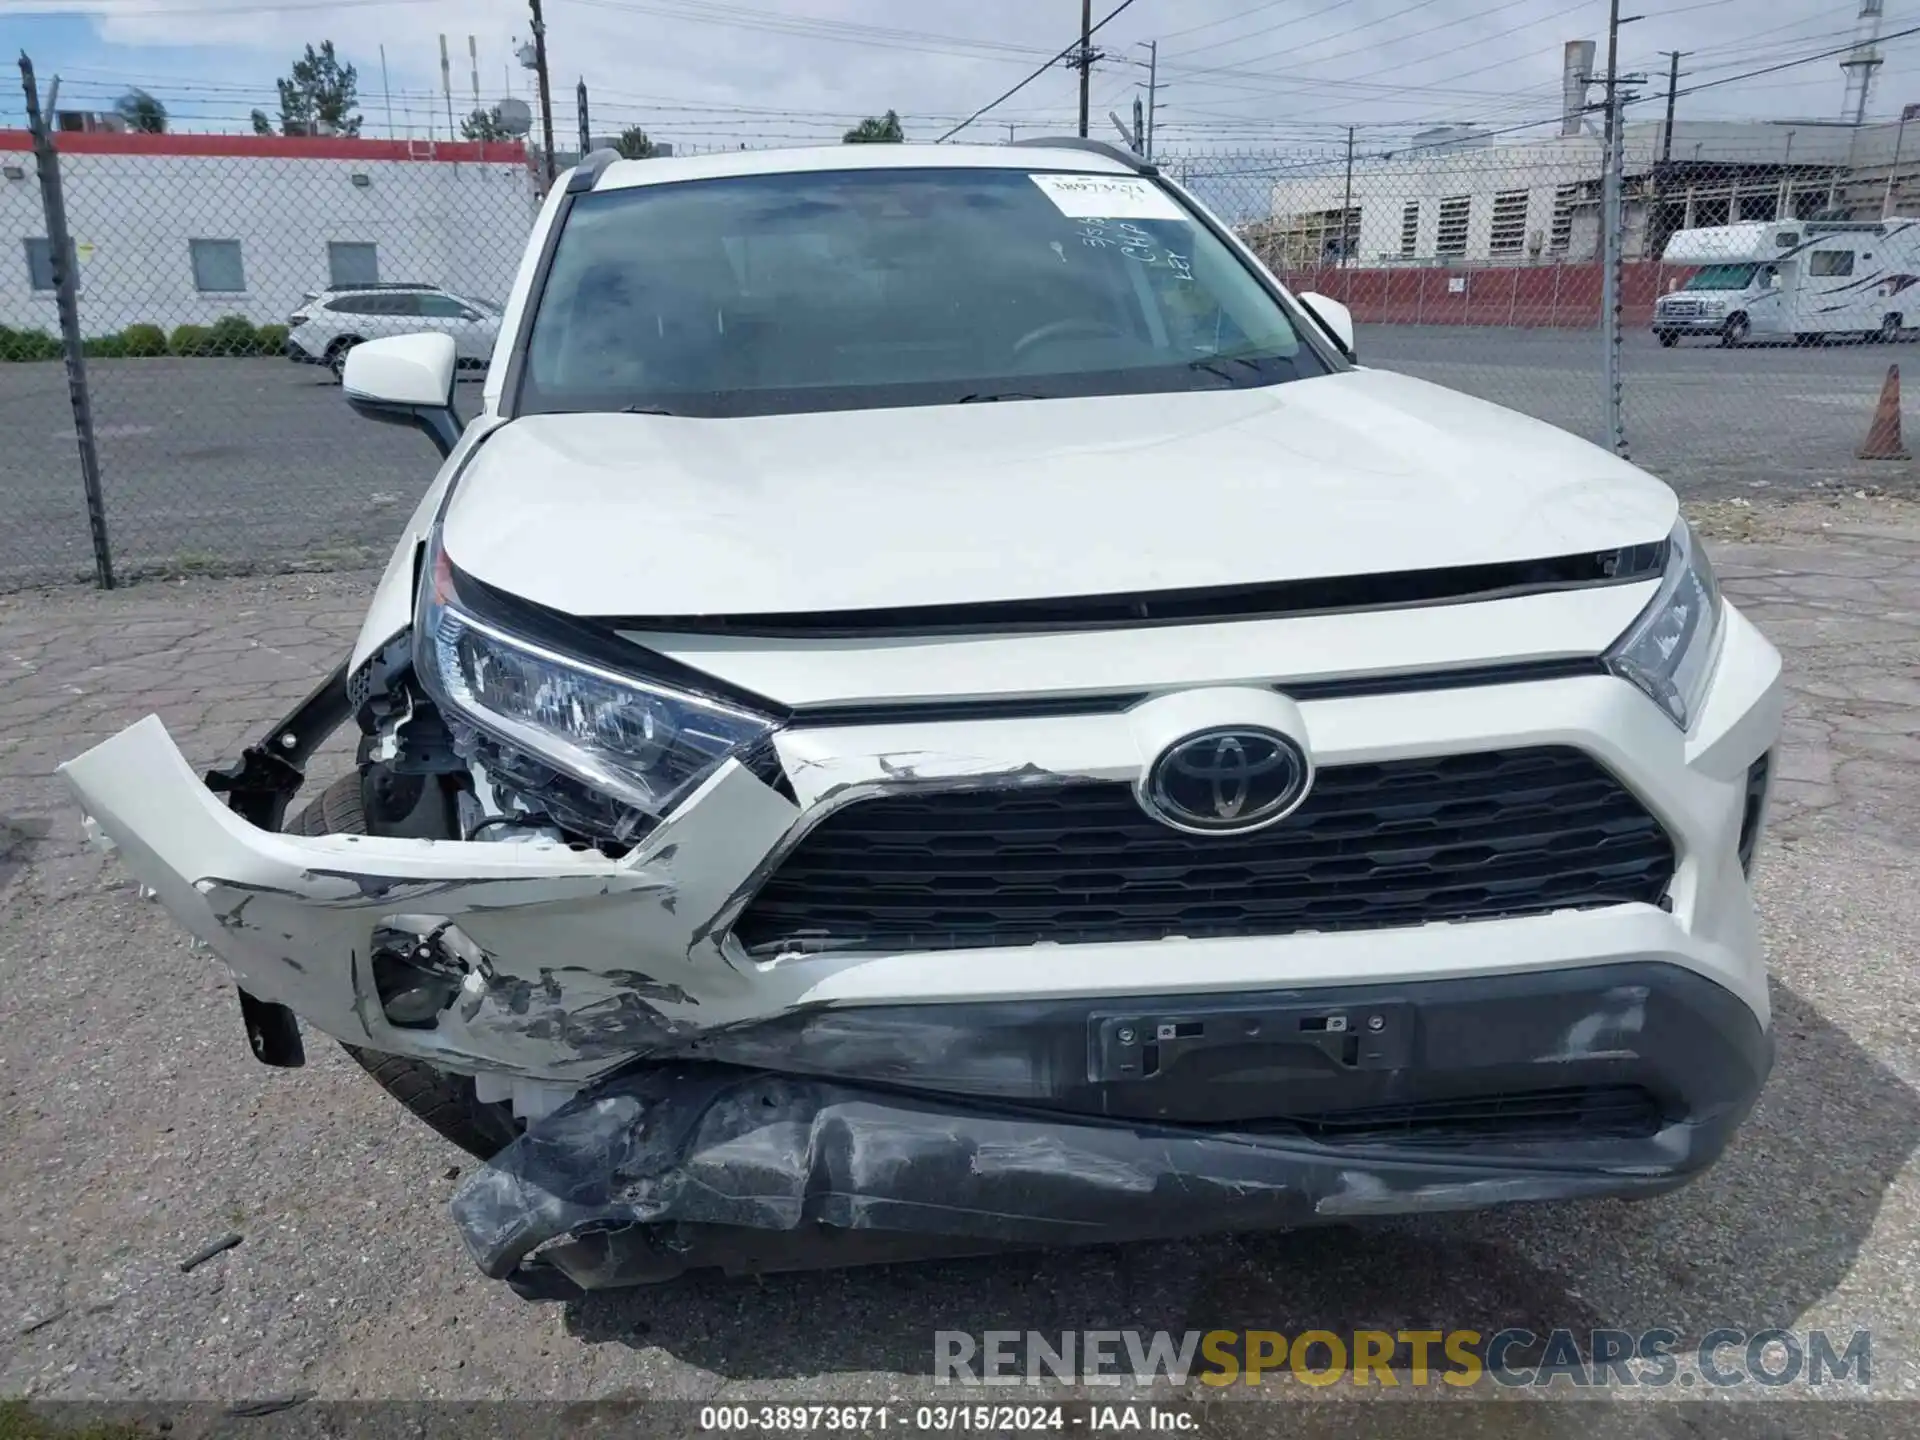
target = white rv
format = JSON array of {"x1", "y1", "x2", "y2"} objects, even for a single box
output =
[{"x1": 1652, "y1": 218, "x2": 1920, "y2": 347}]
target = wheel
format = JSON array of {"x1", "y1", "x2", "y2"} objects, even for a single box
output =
[
  {"x1": 285, "y1": 772, "x2": 521, "y2": 1159},
  {"x1": 1881, "y1": 313, "x2": 1903, "y2": 343},
  {"x1": 1721, "y1": 314, "x2": 1750, "y2": 347},
  {"x1": 324, "y1": 335, "x2": 361, "y2": 382},
  {"x1": 1655, "y1": 330, "x2": 1679, "y2": 348}
]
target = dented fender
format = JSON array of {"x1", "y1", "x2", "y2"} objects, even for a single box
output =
[{"x1": 60, "y1": 715, "x2": 800, "y2": 1081}]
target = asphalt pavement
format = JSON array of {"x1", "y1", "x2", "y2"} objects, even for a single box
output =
[
  {"x1": 0, "y1": 493, "x2": 1916, "y2": 1424},
  {"x1": 4, "y1": 330, "x2": 1919, "y2": 592}
]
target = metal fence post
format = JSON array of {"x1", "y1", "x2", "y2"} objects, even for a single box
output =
[
  {"x1": 1601, "y1": 87, "x2": 1629, "y2": 459},
  {"x1": 19, "y1": 53, "x2": 114, "y2": 589}
]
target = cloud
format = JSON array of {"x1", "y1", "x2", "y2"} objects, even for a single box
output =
[{"x1": 7, "y1": 0, "x2": 1895, "y2": 150}]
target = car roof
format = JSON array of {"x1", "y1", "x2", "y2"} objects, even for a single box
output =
[{"x1": 590, "y1": 142, "x2": 1137, "y2": 194}]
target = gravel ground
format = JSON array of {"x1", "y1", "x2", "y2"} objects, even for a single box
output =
[{"x1": 0, "y1": 497, "x2": 1917, "y2": 1426}]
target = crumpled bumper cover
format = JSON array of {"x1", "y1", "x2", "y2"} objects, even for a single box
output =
[
  {"x1": 450, "y1": 1067, "x2": 1730, "y2": 1298},
  {"x1": 450, "y1": 963, "x2": 1770, "y2": 1297}
]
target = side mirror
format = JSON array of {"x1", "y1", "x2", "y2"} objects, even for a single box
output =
[
  {"x1": 342, "y1": 333, "x2": 463, "y2": 458},
  {"x1": 1296, "y1": 291, "x2": 1356, "y2": 359}
]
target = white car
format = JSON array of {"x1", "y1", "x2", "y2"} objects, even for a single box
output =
[
  {"x1": 286, "y1": 282, "x2": 502, "y2": 377},
  {"x1": 63, "y1": 140, "x2": 1781, "y2": 1301}
]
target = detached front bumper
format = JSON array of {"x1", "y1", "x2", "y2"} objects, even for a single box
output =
[{"x1": 453, "y1": 961, "x2": 1769, "y2": 1297}]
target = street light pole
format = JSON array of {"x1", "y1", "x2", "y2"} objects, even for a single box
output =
[{"x1": 529, "y1": 0, "x2": 557, "y2": 185}]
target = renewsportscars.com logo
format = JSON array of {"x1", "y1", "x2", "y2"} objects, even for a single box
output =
[{"x1": 934, "y1": 1329, "x2": 1873, "y2": 1389}]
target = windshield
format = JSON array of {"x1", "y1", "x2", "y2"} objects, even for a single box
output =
[
  {"x1": 1684, "y1": 264, "x2": 1759, "y2": 291},
  {"x1": 518, "y1": 166, "x2": 1330, "y2": 417}
]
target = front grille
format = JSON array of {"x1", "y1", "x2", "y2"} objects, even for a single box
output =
[
  {"x1": 1270, "y1": 1085, "x2": 1664, "y2": 1147},
  {"x1": 1660, "y1": 300, "x2": 1705, "y2": 318},
  {"x1": 734, "y1": 747, "x2": 1675, "y2": 955}
]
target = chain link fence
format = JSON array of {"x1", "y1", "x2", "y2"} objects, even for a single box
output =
[{"x1": 7, "y1": 61, "x2": 1919, "y2": 592}]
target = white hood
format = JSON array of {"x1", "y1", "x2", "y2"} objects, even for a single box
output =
[{"x1": 441, "y1": 368, "x2": 1677, "y2": 619}]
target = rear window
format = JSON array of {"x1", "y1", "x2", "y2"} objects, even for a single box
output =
[{"x1": 518, "y1": 166, "x2": 1330, "y2": 418}]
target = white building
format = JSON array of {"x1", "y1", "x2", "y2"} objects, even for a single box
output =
[
  {"x1": 1, "y1": 131, "x2": 539, "y2": 335},
  {"x1": 1261, "y1": 109, "x2": 1920, "y2": 272}
]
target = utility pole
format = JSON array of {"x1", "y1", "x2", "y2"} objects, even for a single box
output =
[
  {"x1": 1660, "y1": 49, "x2": 1685, "y2": 164},
  {"x1": 1077, "y1": 0, "x2": 1093, "y2": 138},
  {"x1": 439, "y1": 34, "x2": 455, "y2": 144},
  {"x1": 1340, "y1": 126, "x2": 1355, "y2": 268},
  {"x1": 1884, "y1": 109, "x2": 1909, "y2": 215},
  {"x1": 577, "y1": 77, "x2": 590, "y2": 159},
  {"x1": 529, "y1": 0, "x2": 557, "y2": 185},
  {"x1": 379, "y1": 43, "x2": 396, "y2": 140},
  {"x1": 1143, "y1": 40, "x2": 1158, "y2": 160}
]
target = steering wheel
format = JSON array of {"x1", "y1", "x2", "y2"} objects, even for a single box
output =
[{"x1": 1012, "y1": 317, "x2": 1131, "y2": 357}]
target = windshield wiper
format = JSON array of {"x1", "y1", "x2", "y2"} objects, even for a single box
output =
[
  {"x1": 958, "y1": 391, "x2": 1045, "y2": 403},
  {"x1": 1189, "y1": 354, "x2": 1274, "y2": 386},
  {"x1": 621, "y1": 403, "x2": 681, "y2": 416}
]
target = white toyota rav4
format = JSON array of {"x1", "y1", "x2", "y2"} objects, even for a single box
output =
[{"x1": 63, "y1": 140, "x2": 1782, "y2": 1301}]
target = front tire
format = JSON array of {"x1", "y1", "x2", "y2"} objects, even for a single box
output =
[
  {"x1": 1655, "y1": 329, "x2": 1679, "y2": 348},
  {"x1": 285, "y1": 772, "x2": 520, "y2": 1159},
  {"x1": 1881, "y1": 313, "x2": 1904, "y2": 343},
  {"x1": 1721, "y1": 314, "x2": 1750, "y2": 347}
]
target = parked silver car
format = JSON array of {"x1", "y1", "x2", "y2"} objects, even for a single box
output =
[{"x1": 286, "y1": 283, "x2": 502, "y2": 378}]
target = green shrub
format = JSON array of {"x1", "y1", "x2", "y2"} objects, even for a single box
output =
[
  {"x1": 254, "y1": 323, "x2": 290, "y2": 355},
  {"x1": 82, "y1": 333, "x2": 128, "y2": 359},
  {"x1": 0, "y1": 325, "x2": 63, "y2": 362},
  {"x1": 168, "y1": 323, "x2": 212, "y2": 357},
  {"x1": 121, "y1": 323, "x2": 168, "y2": 357},
  {"x1": 207, "y1": 313, "x2": 260, "y2": 355}
]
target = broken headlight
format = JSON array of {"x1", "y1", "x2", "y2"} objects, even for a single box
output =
[
  {"x1": 415, "y1": 531, "x2": 779, "y2": 842},
  {"x1": 1605, "y1": 518, "x2": 1723, "y2": 731}
]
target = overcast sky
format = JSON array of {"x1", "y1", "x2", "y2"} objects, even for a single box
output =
[{"x1": 0, "y1": 0, "x2": 1907, "y2": 151}]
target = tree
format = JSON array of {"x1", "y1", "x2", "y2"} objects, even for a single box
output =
[
  {"x1": 461, "y1": 106, "x2": 509, "y2": 142},
  {"x1": 614, "y1": 125, "x2": 656, "y2": 160},
  {"x1": 844, "y1": 109, "x2": 904, "y2": 144},
  {"x1": 114, "y1": 89, "x2": 167, "y2": 134},
  {"x1": 251, "y1": 41, "x2": 361, "y2": 137}
]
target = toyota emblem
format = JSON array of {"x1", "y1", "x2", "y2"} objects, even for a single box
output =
[{"x1": 1141, "y1": 726, "x2": 1312, "y2": 835}]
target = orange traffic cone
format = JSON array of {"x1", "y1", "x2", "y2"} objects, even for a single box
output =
[{"x1": 1858, "y1": 364, "x2": 1911, "y2": 460}]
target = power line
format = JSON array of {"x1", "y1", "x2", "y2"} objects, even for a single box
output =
[{"x1": 936, "y1": 0, "x2": 1143, "y2": 143}]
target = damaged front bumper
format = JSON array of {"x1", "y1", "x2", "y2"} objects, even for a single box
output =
[
  {"x1": 452, "y1": 959, "x2": 1769, "y2": 1298},
  {"x1": 60, "y1": 713, "x2": 803, "y2": 1082},
  {"x1": 60, "y1": 616, "x2": 1781, "y2": 1287}
]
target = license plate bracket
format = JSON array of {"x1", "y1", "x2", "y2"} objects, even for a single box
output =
[{"x1": 1089, "y1": 998, "x2": 1413, "y2": 1083}]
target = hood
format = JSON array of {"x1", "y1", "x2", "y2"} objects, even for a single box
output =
[{"x1": 440, "y1": 369, "x2": 1677, "y2": 620}]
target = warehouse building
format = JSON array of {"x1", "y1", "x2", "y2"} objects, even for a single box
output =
[{"x1": 0, "y1": 130, "x2": 537, "y2": 336}]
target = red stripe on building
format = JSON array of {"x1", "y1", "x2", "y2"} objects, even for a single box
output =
[{"x1": 0, "y1": 129, "x2": 526, "y2": 164}]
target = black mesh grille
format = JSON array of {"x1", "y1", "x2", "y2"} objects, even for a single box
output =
[
  {"x1": 1271, "y1": 1085, "x2": 1664, "y2": 1147},
  {"x1": 733, "y1": 747, "x2": 1675, "y2": 956}
]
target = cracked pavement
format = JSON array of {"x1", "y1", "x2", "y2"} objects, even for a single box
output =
[{"x1": 0, "y1": 497, "x2": 1917, "y2": 1420}]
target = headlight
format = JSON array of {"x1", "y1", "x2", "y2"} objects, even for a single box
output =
[
  {"x1": 414, "y1": 532, "x2": 779, "y2": 842},
  {"x1": 1605, "y1": 519, "x2": 1722, "y2": 730}
]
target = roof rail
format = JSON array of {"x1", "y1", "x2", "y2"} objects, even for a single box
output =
[
  {"x1": 1010, "y1": 135, "x2": 1156, "y2": 176},
  {"x1": 567, "y1": 146, "x2": 623, "y2": 193},
  {"x1": 318, "y1": 281, "x2": 437, "y2": 291}
]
